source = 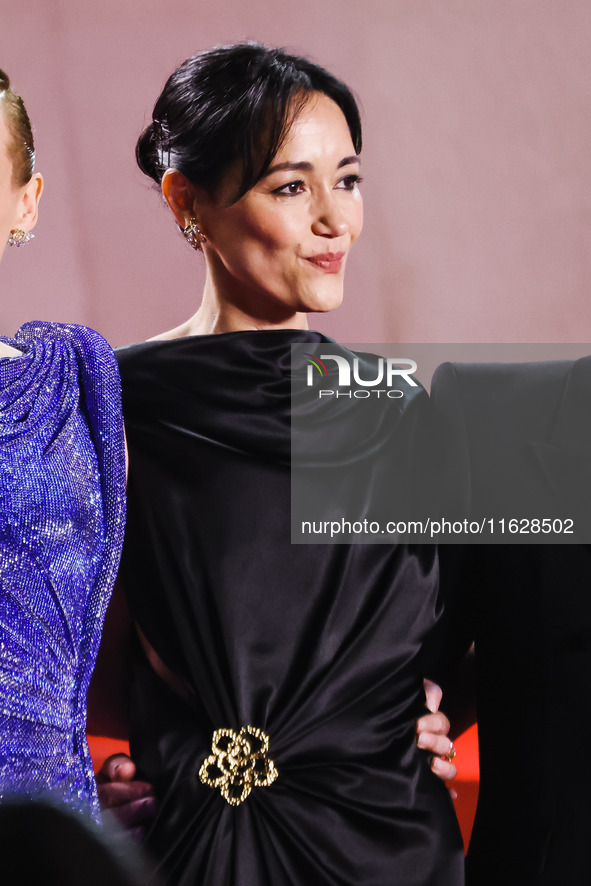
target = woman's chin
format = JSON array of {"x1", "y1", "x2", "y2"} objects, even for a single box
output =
[{"x1": 301, "y1": 283, "x2": 345, "y2": 314}]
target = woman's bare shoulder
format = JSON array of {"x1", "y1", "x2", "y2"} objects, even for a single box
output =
[
  {"x1": 0, "y1": 341, "x2": 22, "y2": 358},
  {"x1": 147, "y1": 321, "x2": 193, "y2": 343}
]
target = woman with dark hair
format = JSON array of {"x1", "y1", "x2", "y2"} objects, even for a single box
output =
[
  {"x1": 0, "y1": 70, "x2": 126, "y2": 818},
  {"x1": 111, "y1": 43, "x2": 463, "y2": 884}
]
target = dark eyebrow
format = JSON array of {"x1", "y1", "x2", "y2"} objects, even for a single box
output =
[
  {"x1": 264, "y1": 161, "x2": 313, "y2": 175},
  {"x1": 263, "y1": 155, "x2": 361, "y2": 177},
  {"x1": 338, "y1": 155, "x2": 361, "y2": 169}
]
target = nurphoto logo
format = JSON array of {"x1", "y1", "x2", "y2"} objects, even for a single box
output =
[{"x1": 304, "y1": 352, "x2": 417, "y2": 399}]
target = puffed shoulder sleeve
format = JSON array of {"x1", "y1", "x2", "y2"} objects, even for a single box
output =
[{"x1": 15, "y1": 320, "x2": 126, "y2": 578}]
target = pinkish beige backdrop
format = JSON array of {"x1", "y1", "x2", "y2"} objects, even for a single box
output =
[{"x1": 1, "y1": 0, "x2": 590, "y2": 346}]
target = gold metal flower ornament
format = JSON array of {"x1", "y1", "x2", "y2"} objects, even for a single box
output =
[{"x1": 198, "y1": 726, "x2": 278, "y2": 806}]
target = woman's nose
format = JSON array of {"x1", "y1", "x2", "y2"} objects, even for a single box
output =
[{"x1": 311, "y1": 193, "x2": 349, "y2": 238}]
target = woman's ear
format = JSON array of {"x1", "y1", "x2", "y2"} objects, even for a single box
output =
[
  {"x1": 161, "y1": 169, "x2": 200, "y2": 230},
  {"x1": 14, "y1": 172, "x2": 43, "y2": 232}
]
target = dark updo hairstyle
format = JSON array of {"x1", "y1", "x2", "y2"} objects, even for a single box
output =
[
  {"x1": 0, "y1": 69, "x2": 35, "y2": 186},
  {"x1": 136, "y1": 42, "x2": 362, "y2": 204}
]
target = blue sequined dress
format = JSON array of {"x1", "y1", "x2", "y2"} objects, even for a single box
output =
[{"x1": 0, "y1": 322, "x2": 126, "y2": 819}]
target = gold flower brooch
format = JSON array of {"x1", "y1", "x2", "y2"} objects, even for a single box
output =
[{"x1": 199, "y1": 726, "x2": 278, "y2": 806}]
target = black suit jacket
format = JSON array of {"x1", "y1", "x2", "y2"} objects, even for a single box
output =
[{"x1": 431, "y1": 357, "x2": 591, "y2": 885}]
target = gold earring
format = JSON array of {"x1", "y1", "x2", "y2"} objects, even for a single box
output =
[
  {"x1": 181, "y1": 218, "x2": 206, "y2": 250},
  {"x1": 8, "y1": 229, "x2": 35, "y2": 247}
]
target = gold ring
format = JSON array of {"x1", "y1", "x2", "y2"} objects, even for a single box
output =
[{"x1": 443, "y1": 742, "x2": 457, "y2": 763}]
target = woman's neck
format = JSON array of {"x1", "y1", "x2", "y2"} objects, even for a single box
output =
[{"x1": 151, "y1": 279, "x2": 310, "y2": 341}]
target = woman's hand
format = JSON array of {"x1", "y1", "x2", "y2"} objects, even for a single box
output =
[
  {"x1": 417, "y1": 678, "x2": 458, "y2": 782},
  {"x1": 96, "y1": 753, "x2": 156, "y2": 841}
]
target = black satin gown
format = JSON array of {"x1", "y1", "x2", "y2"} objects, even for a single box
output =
[{"x1": 117, "y1": 330, "x2": 463, "y2": 886}]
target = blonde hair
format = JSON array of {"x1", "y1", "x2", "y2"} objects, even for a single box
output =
[{"x1": 0, "y1": 68, "x2": 35, "y2": 186}]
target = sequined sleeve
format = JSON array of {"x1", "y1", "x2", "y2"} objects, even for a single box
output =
[{"x1": 0, "y1": 322, "x2": 126, "y2": 818}]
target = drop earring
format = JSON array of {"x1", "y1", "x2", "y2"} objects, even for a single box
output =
[{"x1": 181, "y1": 218, "x2": 206, "y2": 250}]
